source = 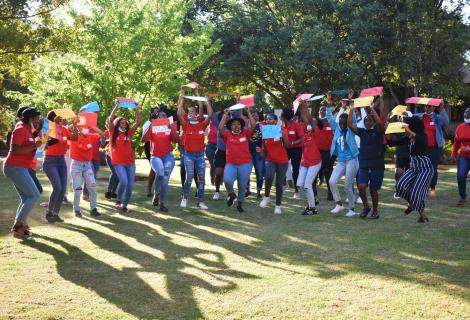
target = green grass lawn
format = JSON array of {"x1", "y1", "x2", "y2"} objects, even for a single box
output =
[{"x1": 0, "y1": 159, "x2": 469, "y2": 319}]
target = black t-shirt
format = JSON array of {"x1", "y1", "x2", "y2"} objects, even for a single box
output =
[{"x1": 358, "y1": 127, "x2": 385, "y2": 169}]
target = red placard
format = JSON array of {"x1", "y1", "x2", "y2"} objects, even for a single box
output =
[
  {"x1": 77, "y1": 112, "x2": 98, "y2": 128},
  {"x1": 239, "y1": 95, "x2": 255, "y2": 107},
  {"x1": 359, "y1": 86, "x2": 384, "y2": 97}
]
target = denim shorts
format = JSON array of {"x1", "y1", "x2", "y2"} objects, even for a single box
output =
[{"x1": 358, "y1": 168, "x2": 385, "y2": 190}]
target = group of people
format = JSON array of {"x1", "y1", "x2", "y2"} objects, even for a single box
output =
[{"x1": 3, "y1": 86, "x2": 470, "y2": 239}]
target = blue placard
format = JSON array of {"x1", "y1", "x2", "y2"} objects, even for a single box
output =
[
  {"x1": 331, "y1": 89, "x2": 350, "y2": 95},
  {"x1": 118, "y1": 101, "x2": 137, "y2": 109},
  {"x1": 262, "y1": 125, "x2": 282, "y2": 139},
  {"x1": 83, "y1": 101, "x2": 100, "y2": 112},
  {"x1": 42, "y1": 118, "x2": 49, "y2": 134}
]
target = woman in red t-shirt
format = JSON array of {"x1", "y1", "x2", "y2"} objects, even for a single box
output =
[
  {"x1": 258, "y1": 113, "x2": 290, "y2": 214},
  {"x1": 296, "y1": 100, "x2": 322, "y2": 215},
  {"x1": 43, "y1": 111, "x2": 79, "y2": 223},
  {"x1": 177, "y1": 89, "x2": 212, "y2": 210},
  {"x1": 142, "y1": 110, "x2": 179, "y2": 212},
  {"x1": 219, "y1": 108, "x2": 256, "y2": 212},
  {"x1": 3, "y1": 107, "x2": 43, "y2": 238},
  {"x1": 108, "y1": 102, "x2": 142, "y2": 213}
]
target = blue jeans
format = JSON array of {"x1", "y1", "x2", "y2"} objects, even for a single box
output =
[
  {"x1": 43, "y1": 156, "x2": 67, "y2": 214},
  {"x1": 105, "y1": 154, "x2": 119, "y2": 193},
  {"x1": 457, "y1": 156, "x2": 470, "y2": 199},
  {"x1": 224, "y1": 163, "x2": 253, "y2": 203},
  {"x1": 183, "y1": 151, "x2": 206, "y2": 200},
  {"x1": 205, "y1": 142, "x2": 217, "y2": 183},
  {"x1": 84, "y1": 160, "x2": 100, "y2": 197},
  {"x1": 3, "y1": 165, "x2": 41, "y2": 222},
  {"x1": 151, "y1": 153, "x2": 175, "y2": 204},
  {"x1": 426, "y1": 146, "x2": 443, "y2": 189},
  {"x1": 114, "y1": 163, "x2": 136, "y2": 207},
  {"x1": 251, "y1": 151, "x2": 265, "y2": 191},
  {"x1": 71, "y1": 160, "x2": 97, "y2": 211}
]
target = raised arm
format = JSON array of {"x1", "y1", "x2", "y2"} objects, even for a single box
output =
[
  {"x1": 177, "y1": 89, "x2": 187, "y2": 126},
  {"x1": 298, "y1": 99, "x2": 312, "y2": 124},
  {"x1": 108, "y1": 103, "x2": 119, "y2": 132},
  {"x1": 348, "y1": 107, "x2": 359, "y2": 135},
  {"x1": 130, "y1": 105, "x2": 142, "y2": 131},
  {"x1": 369, "y1": 104, "x2": 384, "y2": 134},
  {"x1": 195, "y1": 86, "x2": 204, "y2": 118},
  {"x1": 246, "y1": 107, "x2": 256, "y2": 134},
  {"x1": 203, "y1": 97, "x2": 213, "y2": 126},
  {"x1": 218, "y1": 109, "x2": 230, "y2": 139}
]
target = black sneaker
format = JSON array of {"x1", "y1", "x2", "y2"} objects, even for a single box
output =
[
  {"x1": 152, "y1": 193, "x2": 160, "y2": 207},
  {"x1": 302, "y1": 207, "x2": 318, "y2": 215},
  {"x1": 46, "y1": 212, "x2": 56, "y2": 223},
  {"x1": 111, "y1": 193, "x2": 118, "y2": 199},
  {"x1": 90, "y1": 208, "x2": 101, "y2": 217},
  {"x1": 227, "y1": 194, "x2": 237, "y2": 207},
  {"x1": 159, "y1": 203, "x2": 169, "y2": 213},
  {"x1": 369, "y1": 211, "x2": 380, "y2": 219},
  {"x1": 404, "y1": 206, "x2": 412, "y2": 215},
  {"x1": 327, "y1": 193, "x2": 334, "y2": 201},
  {"x1": 105, "y1": 191, "x2": 113, "y2": 199},
  {"x1": 245, "y1": 190, "x2": 252, "y2": 198},
  {"x1": 75, "y1": 210, "x2": 82, "y2": 218},
  {"x1": 146, "y1": 192, "x2": 153, "y2": 198},
  {"x1": 120, "y1": 207, "x2": 128, "y2": 214},
  {"x1": 53, "y1": 215, "x2": 64, "y2": 223},
  {"x1": 237, "y1": 203, "x2": 244, "y2": 213},
  {"x1": 315, "y1": 198, "x2": 320, "y2": 206},
  {"x1": 360, "y1": 207, "x2": 371, "y2": 219}
]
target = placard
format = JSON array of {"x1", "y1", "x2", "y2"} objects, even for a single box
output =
[
  {"x1": 239, "y1": 95, "x2": 255, "y2": 107},
  {"x1": 308, "y1": 94, "x2": 325, "y2": 101},
  {"x1": 151, "y1": 118, "x2": 171, "y2": 134},
  {"x1": 405, "y1": 97, "x2": 443, "y2": 107},
  {"x1": 183, "y1": 96, "x2": 207, "y2": 102},
  {"x1": 54, "y1": 108, "x2": 77, "y2": 119},
  {"x1": 331, "y1": 89, "x2": 350, "y2": 95},
  {"x1": 77, "y1": 112, "x2": 98, "y2": 128},
  {"x1": 229, "y1": 103, "x2": 246, "y2": 111},
  {"x1": 183, "y1": 82, "x2": 199, "y2": 89},
  {"x1": 81, "y1": 101, "x2": 100, "y2": 112},
  {"x1": 359, "y1": 87, "x2": 384, "y2": 97},
  {"x1": 262, "y1": 125, "x2": 282, "y2": 139},
  {"x1": 293, "y1": 93, "x2": 314, "y2": 113},
  {"x1": 353, "y1": 96, "x2": 374, "y2": 108},
  {"x1": 385, "y1": 122, "x2": 408, "y2": 134},
  {"x1": 116, "y1": 97, "x2": 137, "y2": 109},
  {"x1": 390, "y1": 105, "x2": 408, "y2": 117}
]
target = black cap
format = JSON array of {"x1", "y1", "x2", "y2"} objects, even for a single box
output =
[
  {"x1": 22, "y1": 107, "x2": 41, "y2": 119},
  {"x1": 16, "y1": 106, "x2": 29, "y2": 118}
]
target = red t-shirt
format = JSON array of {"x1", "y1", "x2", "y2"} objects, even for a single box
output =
[
  {"x1": 110, "y1": 128, "x2": 136, "y2": 165},
  {"x1": 264, "y1": 136, "x2": 288, "y2": 164},
  {"x1": 301, "y1": 129, "x2": 322, "y2": 167},
  {"x1": 70, "y1": 134, "x2": 98, "y2": 162},
  {"x1": 452, "y1": 123, "x2": 470, "y2": 158},
  {"x1": 5, "y1": 122, "x2": 36, "y2": 168},
  {"x1": 45, "y1": 126, "x2": 72, "y2": 157},
  {"x1": 208, "y1": 121, "x2": 217, "y2": 144},
  {"x1": 90, "y1": 133, "x2": 101, "y2": 161},
  {"x1": 224, "y1": 129, "x2": 252, "y2": 164},
  {"x1": 149, "y1": 130, "x2": 174, "y2": 157},
  {"x1": 182, "y1": 121, "x2": 207, "y2": 153},
  {"x1": 283, "y1": 121, "x2": 304, "y2": 148},
  {"x1": 423, "y1": 115, "x2": 437, "y2": 147},
  {"x1": 316, "y1": 121, "x2": 334, "y2": 151}
]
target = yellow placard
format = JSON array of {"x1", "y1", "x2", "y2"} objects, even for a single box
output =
[
  {"x1": 353, "y1": 96, "x2": 374, "y2": 108},
  {"x1": 391, "y1": 105, "x2": 408, "y2": 117},
  {"x1": 54, "y1": 108, "x2": 77, "y2": 119},
  {"x1": 385, "y1": 122, "x2": 408, "y2": 134}
]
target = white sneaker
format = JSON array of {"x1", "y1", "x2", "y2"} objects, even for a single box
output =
[
  {"x1": 274, "y1": 206, "x2": 282, "y2": 214},
  {"x1": 293, "y1": 192, "x2": 300, "y2": 199},
  {"x1": 259, "y1": 196, "x2": 270, "y2": 208},
  {"x1": 345, "y1": 209, "x2": 356, "y2": 217},
  {"x1": 393, "y1": 192, "x2": 400, "y2": 199},
  {"x1": 356, "y1": 197, "x2": 363, "y2": 204},
  {"x1": 330, "y1": 204, "x2": 345, "y2": 214},
  {"x1": 180, "y1": 198, "x2": 187, "y2": 208},
  {"x1": 197, "y1": 202, "x2": 209, "y2": 210},
  {"x1": 212, "y1": 192, "x2": 220, "y2": 200}
]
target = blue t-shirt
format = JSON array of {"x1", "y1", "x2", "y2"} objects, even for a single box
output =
[
  {"x1": 357, "y1": 127, "x2": 385, "y2": 169},
  {"x1": 335, "y1": 135, "x2": 354, "y2": 161}
]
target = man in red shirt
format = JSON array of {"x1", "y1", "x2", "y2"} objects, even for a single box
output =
[{"x1": 451, "y1": 107, "x2": 470, "y2": 206}]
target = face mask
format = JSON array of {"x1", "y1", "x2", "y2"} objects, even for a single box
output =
[
  {"x1": 118, "y1": 127, "x2": 126, "y2": 133},
  {"x1": 319, "y1": 115, "x2": 326, "y2": 120},
  {"x1": 189, "y1": 120, "x2": 198, "y2": 125},
  {"x1": 306, "y1": 124, "x2": 313, "y2": 131},
  {"x1": 425, "y1": 111, "x2": 433, "y2": 115},
  {"x1": 464, "y1": 118, "x2": 470, "y2": 124},
  {"x1": 231, "y1": 130, "x2": 240, "y2": 134},
  {"x1": 81, "y1": 128, "x2": 89, "y2": 135}
]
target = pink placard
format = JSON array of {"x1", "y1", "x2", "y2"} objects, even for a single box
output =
[
  {"x1": 359, "y1": 87, "x2": 384, "y2": 97},
  {"x1": 239, "y1": 95, "x2": 255, "y2": 107},
  {"x1": 116, "y1": 97, "x2": 136, "y2": 103},
  {"x1": 293, "y1": 93, "x2": 314, "y2": 113}
]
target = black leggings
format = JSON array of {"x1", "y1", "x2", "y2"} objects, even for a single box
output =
[
  {"x1": 287, "y1": 147, "x2": 302, "y2": 192},
  {"x1": 265, "y1": 160, "x2": 288, "y2": 205}
]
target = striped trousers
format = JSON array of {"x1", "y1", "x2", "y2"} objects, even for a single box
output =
[{"x1": 396, "y1": 155, "x2": 434, "y2": 213}]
